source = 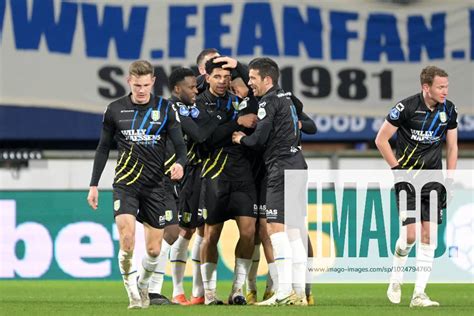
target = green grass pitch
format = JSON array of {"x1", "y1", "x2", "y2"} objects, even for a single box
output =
[{"x1": 0, "y1": 281, "x2": 472, "y2": 315}]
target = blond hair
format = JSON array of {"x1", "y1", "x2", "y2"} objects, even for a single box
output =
[{"x1": 129, "y1": 60, "x2": 154, "y2": 77}]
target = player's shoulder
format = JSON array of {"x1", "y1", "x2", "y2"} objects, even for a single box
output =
[
  {"x1": 445, "y1": 99, "x2": 457, "y2": 113},
  {"x1": 397, "y1": 93, "x2": 422, "y2": 111},
  {"x1": 106, "y1": 95, "x2": 132, "y2": 113}
]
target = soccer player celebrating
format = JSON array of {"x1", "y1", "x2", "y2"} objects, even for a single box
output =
[
  {"x1": 233, "y1": 57, "x2": 309, "y2": 306},
  {"x1": 87, "y1": 60, "x2": 187, "y2": 309},
  {"x1": 375, "y1": 66, "x2": 458, "y2": 307},
  {"x1": 197, "y1": 57, "x2": 258, "y2": 305},
  {"x1": 162, "y1": 67, "x2": 225, "y2": 305}
]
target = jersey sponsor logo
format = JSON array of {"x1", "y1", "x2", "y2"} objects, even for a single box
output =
[
  {"x1": 415, "y1": 110, "x2": 426, "y2": 114},
  {"x1": 120, "y1": 110, "x2": 134, "y2": 113},
  {"x1": 159, "y1": 215, "x2": 165, "y2": 225},
  {"x1": 410, "y1": 129, "x2": 440, "y2": 142},
  {"x1": 390, "y1": 107, "x2": 400, "y2": 120},
  {"x1": 440, "y1": 111, "x2": 447, "y2": 123},
  {"x1": 114, "y1": 200, "x2": 120, "y2": 211},
  {"x1": 257, "y1": 107, "x2": 267, "y2": 119},
  {"x1": 151, "y1": 110, "x2": 160, "y2": 121},
  {"x1": 266, "y1": 209, "x2": 278, "y2": 217},
  {"x1": 121, "y1": 129, "x2": 162, "y2": 144},
  {"x1": 277, "y1": 91, "x2": 292, "y2": 99}
]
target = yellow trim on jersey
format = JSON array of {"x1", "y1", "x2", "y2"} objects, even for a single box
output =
[
  {"x1": 397, "y1": 145, "x2": 409, "y2": 163},
  {"x1": 202, "y1": 148, "x2": 224, "y2": 177},
  {"x1": 116, "y1": 160, "x2": 138, "y2": 183},
  {"x1": 211, "y1": 154, "x2": 228, "y2": 179},
  {"x1": 126, "y1": 164, "x2": 144, "y2": 185},
  {"x1": 414, "y1": 161, "x2": 425, "y2": 178},
  {"x1": 188, "y1": 152, "x2": 196, "y2": 163},
  {"x1": 165, "y1": 154, "x2": 176, "y2": 167},
  {"x1": 408, "y1": 156, "x2": 421, "y2": 171},
  {"x1": 201, "y1": 157, "x2": 211, "y2": 174},
  {"x1": 115, "y1": 145, "x2": 134, "y2": 177},
  {"x1": 187, "y1": 143, "x2": 195, "y2": 156},
  {"x1": 115, "y1": 151, "x2": 125, "y2": 170},
  {"x1": 165, "y1": 164, "x2": 172, "y2": 175},
  {"x1": 401, "y1": 143, "x2": 418, "y2": 167}
]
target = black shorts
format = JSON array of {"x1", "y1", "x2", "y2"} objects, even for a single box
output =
[
  {"x1": 265, "y1": 153, "x2": 307, "y2": 224},
  {"x1": 178, "y1": 165, "x2": 205, "y2": 229},
  {"x1": 395, "y1": 181, "x2": 446, "y2": 225},
  {"x1": 163, "y1": 177, "x2": 179, "y2": 226},
  {"x1": 113, "y1": 184, "x2": 167, "y2": 229},
  {"x1": 257, "y1": 173, "x2": 268, "y2": 219},
  {"x1": 202, "y1": 177, "x2": 257, "y2": 225}
]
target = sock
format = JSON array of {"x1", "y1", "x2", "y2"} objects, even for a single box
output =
[
  {"x1": 246, "y1": 245, "x2": 260, "y2": 293},
  {"x1": 191, "y1": 234, "x2": 204, "y2": 298},
  {"x1": 170, "y1": 235, "x2": 190, "y2": 297},
  {"x1": 201, "y1": 262, "x2": 217, "y2": 295},
  {"x1": 137, "y1": 252, "x2": 159, "y2": 289},
  {"x1": 148, "y1": 240, "x2": 172, "y2": 294},
  {"x1": 414, "y1": 243, "x2": 435, "y2": 295},
  {"x1": 390, "y1": 239, "x2": 415, "y2": 284},
  {"x1": 291, "y1": 238, "x2": 307, "y2": 297},
  {"x1": 270, "y1": 232, "x2": 293, "y2": 299},
  {"x1": 118, "y1": 249, "x2": 139, "y2": 300},
  {"x1": 266, "y1": 262, "x2": 278, "y2": 292},
  {"x1": 232, "y1": 258, "x2": 252, "y2": 292},
  {"x1": 305, "y1": 283, "x2": 312, "y2": 297}
]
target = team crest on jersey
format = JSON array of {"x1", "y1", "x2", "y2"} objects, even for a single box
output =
[
  {"x1": 151, "y1": 110, "x2": 160, "y2": 121},
  {"x1": 165, "y1": 210, "x2": 173, "y2": 221},
  {"x1": 439, "y1": 111, "x2": 447, "y2": 123},
  {"x1": 178, "y1": 105, "x2": 190, "y2": 116},
  {"x1": 183, "y1": 212, "x2": 192, "y2": 223},
  {"x1": 114, "y1": 200, "x2": 120, "y2": 211},
  {"x1": 257, "y1": 107, "x2": 267, "y2": 119}
]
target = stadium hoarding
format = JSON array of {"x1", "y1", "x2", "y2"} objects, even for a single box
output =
[
  {"x1": 1, "y1": 169, "x2": 472, "y2": 282},
  {"x1": 285, "y1": 169, "x2": 474, "y2": 283},
  {"x1": 0, "y1": 0, "x2": 473, "y2": 141}
]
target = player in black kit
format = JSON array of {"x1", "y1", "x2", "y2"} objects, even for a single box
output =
[
  {"x1": 87, "y1": 60, "x2": 187, "y2": 309},
  {"x1": 232, "y1": 57, "x2": 309, "y2": 306},
  {"x1": 196, "y1": 57, "x2": 259, "y2": 305},
  {"x1": 161, "y1": 67, "x2": 225, "y2": 305},
  {"x1": 375, "y1": 66, "x2": 458, "y2": 308}
]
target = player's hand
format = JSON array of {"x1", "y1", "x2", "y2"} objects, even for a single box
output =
[
  {"x1": 213, "y1": 56, "x2": 237, "y2": 69},
  {"x1": 170, "y1": 163, "x2": 184, "y2": 181},
  {"x1": 87, "y1": 186, "x2": 99, "y2": 210},
  {"x1": 237, "y1": 113, "x2": 257, "y2": 128},
  {"x1": 232, "y1": 131, "x2": 246, "y2": 144},
  {"x1": 298, "y1": 120, "x2": 302, "y2": 130}
]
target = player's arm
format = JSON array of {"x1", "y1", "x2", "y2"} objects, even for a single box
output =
[
  {"x1": 167, "y1": 104, "x2": 187, "y2": 180},
  {"x1": 180, "y1": 112, "x2": 223, "y2": 143},
  {"x1": 446, "y1": 128, "x2": 458, "y2": 171},
  {"x1": 88, "y1": 106, "x2": 115, "y2": 210},
  {"x1": 207, "y1": 113, "x2": 257, "y2": 147},
  {"x1": 375, "y1": 120, "x2": 399, "y2": 168},
  {"x1": 233, "y1": 101, "x2": 274, "y2": 148},
  {"x1": 298, "y1": 111, "x2": 317, "y2": 134}
]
